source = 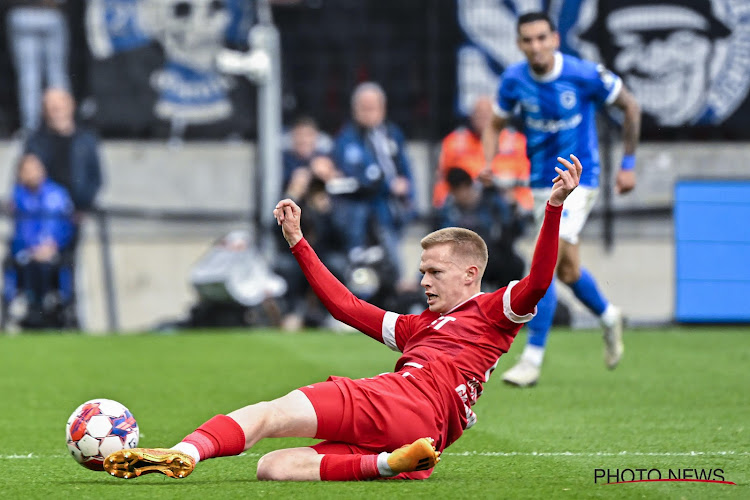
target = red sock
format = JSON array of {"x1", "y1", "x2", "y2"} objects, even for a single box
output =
[
  {"x1": 319, "y1": 454, "x2": 380, "y2": 481},
  {"x1": 181, "y1": 415, "x2": 246, "y2": 460}
]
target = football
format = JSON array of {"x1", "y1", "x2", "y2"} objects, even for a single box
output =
[{"x1": 65, "y1": 399, "x2": 139, "y2": 471}]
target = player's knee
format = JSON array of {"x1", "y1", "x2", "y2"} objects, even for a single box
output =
[
  {"x1": 556, "y1": 260, "x2": 578, "y2": 284},
  {"x1": 256, "y1": 450, "x2": 293, "y2": 481}
]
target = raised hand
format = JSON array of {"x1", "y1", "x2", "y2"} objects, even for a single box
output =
[
  {"x1": 549, "y1": 154, "x2": 582, "y2": 207},
  {"x1": 273, "y1": 198, "x2": 304, "y2": 247}
]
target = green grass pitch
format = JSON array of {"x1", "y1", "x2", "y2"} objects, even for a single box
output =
[{"x1": 1, "y1": 327, "x2": 748, "y2": 499}]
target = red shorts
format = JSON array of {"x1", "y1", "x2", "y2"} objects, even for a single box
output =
[{"x1": 298, "y1": 369, "x2": 450, "y2": 453}]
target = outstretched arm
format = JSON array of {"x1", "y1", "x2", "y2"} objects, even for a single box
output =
[
  {"x1": 273, "y1": 199, "x2": 388, "y2": 341},
  {"x1": 508, "y1": 155, "x2": 582, "y2": 315}
]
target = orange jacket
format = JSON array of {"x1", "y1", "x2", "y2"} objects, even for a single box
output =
[{"x1": 433, "y1": 127, "x2": 533, "y2": 211}]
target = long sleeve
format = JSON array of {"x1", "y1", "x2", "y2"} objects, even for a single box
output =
[
  {"x1": 291, "y1": 238, "x2": 388, "y2": 342},
  {"x1": 508, "y1": 202, "x2": 562, "y2": 315}
]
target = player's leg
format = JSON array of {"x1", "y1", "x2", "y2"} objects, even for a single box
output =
[
  {"x1": 256, "y1": 439, "x2": 439, "y2": 481},
  {"x1": 104, "y1": 389, "x2": 317, "y2": 479},
  {"x1": 555, "y1": 187, "x2": 624, "y2": 369},
  {"x1": 557, "y1": 240, "x2": 624, "y2": 368},
  {"x1": 171, "y1": 388, "x2": 317, "y2": 462},
  {"x1": 502, "y1": 189, "x2": 557, "y2": 387},
  {"x1": 256, "y1": 447, "x2": 322, "y2": 481}
]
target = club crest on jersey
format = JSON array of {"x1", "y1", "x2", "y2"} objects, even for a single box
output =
[
  {"x1": 430, "y1": 316, "x2": 457, "y2": 330},
  {"x1": 560, "y1": 91, "x2": 577, "y2": 109}
]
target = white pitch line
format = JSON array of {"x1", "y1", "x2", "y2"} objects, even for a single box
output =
[
  {"x1": 2, "y1": 451, "x2": 747, "y2": 460},
  {"x1": 443, "y1": 451, "x2": 749, "y2": 457}
]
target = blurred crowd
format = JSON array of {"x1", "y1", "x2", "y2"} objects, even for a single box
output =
[
  {"x1": 1, "y1": 2, "x2": 102, "y2": 330},
  {"x1": 271, "y1": 82, "x2": 533, "y2": 330},
  {"x1": 0, "y1": 2, "x2": 531, "y2": 333}
]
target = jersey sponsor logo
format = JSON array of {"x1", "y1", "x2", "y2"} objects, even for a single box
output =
[
  {"x1": 455, "y1": 380, "x2": 480, "y2": 429},
  {"x1": 521, "y1": 99, "x2": 540, "y2": 113},
  {"x1": 525, "y1": 113, "x2": 583, "y2": 133}
]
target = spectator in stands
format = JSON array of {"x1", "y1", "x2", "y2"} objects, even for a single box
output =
[
  {"x1": 23, "y1": 87, "x2": 103, "y2": 325},
  {"x1": 5, "y1": 153, "x2": 74, "y2": 328},
  {"x1": 6, "y1": 1, "x2": 71, "y2": 134},
  {"x1": 436, "y1": 167, "x2": 525, "y2": 291},
  {"x1": 25, "y1": 88, "x2": 102, "y2": 214},
  {"x1": 434, "y1": 96, "x2": 533, "y2": 213},
  {"x1": 282, "y1": 116, "x2": 333, "y2": 189},
  {"x1": 276, "y1": 121, "x2": 347, "y2": 329},
  {"x1": 332, "y1": 82, "x2": 416, "y2": 283}
]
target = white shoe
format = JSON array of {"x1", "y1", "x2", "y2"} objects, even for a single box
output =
[
  {"x1": 603, "y1": 306, "x2": 624, "y2": 370},
  {"x1": 501, "y1": 359, "x2": 541, "y2": 387}
]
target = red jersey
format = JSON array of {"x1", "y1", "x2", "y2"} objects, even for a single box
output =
[{"x1": 291, "y1": 203, "x2": 562, "y2": 443}]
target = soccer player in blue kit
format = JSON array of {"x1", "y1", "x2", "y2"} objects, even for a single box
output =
[{"x1": 483, "y1": 11, "x2": 641, "y2": 387}]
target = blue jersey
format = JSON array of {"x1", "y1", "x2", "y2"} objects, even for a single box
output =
[
  {"x1": 11, "y1": 179, "x2": 74, "y2": 258},
  {"x1": 495, "y1": 52, "x2": 621, "y2": 188}
]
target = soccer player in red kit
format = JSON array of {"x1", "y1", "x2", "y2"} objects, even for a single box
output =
[{"x1": 104, "y1": 155, "x2": 583, "y2": 482}]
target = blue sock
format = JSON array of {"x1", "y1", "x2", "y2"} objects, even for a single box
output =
[
  {"x1": 569, "y1": 268, "x2": 608, "y2": 316},
  {"x1": 526, "y1": 281, "x2": 557, "y2": 348}
]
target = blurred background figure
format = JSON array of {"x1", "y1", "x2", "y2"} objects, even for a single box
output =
[
  {"x1": 434, "y1": 96, "x2": 533, "y2": 214},
  {"x1": 275, "y1": 117, "x2": 344, "y2": 329},
  {"x1": 3, "y1": 153, "x2": 74, "y2": 329},
  {"x1": 282, "y1": 116, "x2": 333, "y2": 191},
  {"x1": 332, "y1": 82, "x2": 416, "y2": 287},
  {"x1": 23, "y1": 88, "x2": 103, "y2": 325},
  {"x1": 25, "y1": 88, "x2": 102, "y2": 215},
  {"x1": 6, "y1": 0, "x2": 71, "y2": 134},
  {"x1": 435, "y1": 167, "x2": 525, "y2": 291},
  {"x1": 275, "y1": 152, "x2": 348, "y2": 330}
]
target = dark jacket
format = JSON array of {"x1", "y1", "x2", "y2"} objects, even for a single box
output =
[
  {"x1": 332, "y1": 121, "x2": 416, "y2": 229},
  {"x1": 25, "y1": 126, "x2": 103, "y2": 211}
]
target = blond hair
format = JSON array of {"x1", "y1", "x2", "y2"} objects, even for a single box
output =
[{"x1": 420, "y1": 227, "x2": 488, "y2": 277}]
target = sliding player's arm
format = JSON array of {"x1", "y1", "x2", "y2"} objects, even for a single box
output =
[
  {"x1": 503, "y1": 155, "x2": 581, "y2": 320},
  {"x1": 274, "y1": 199, "x2": 389, "y2": 343}
]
